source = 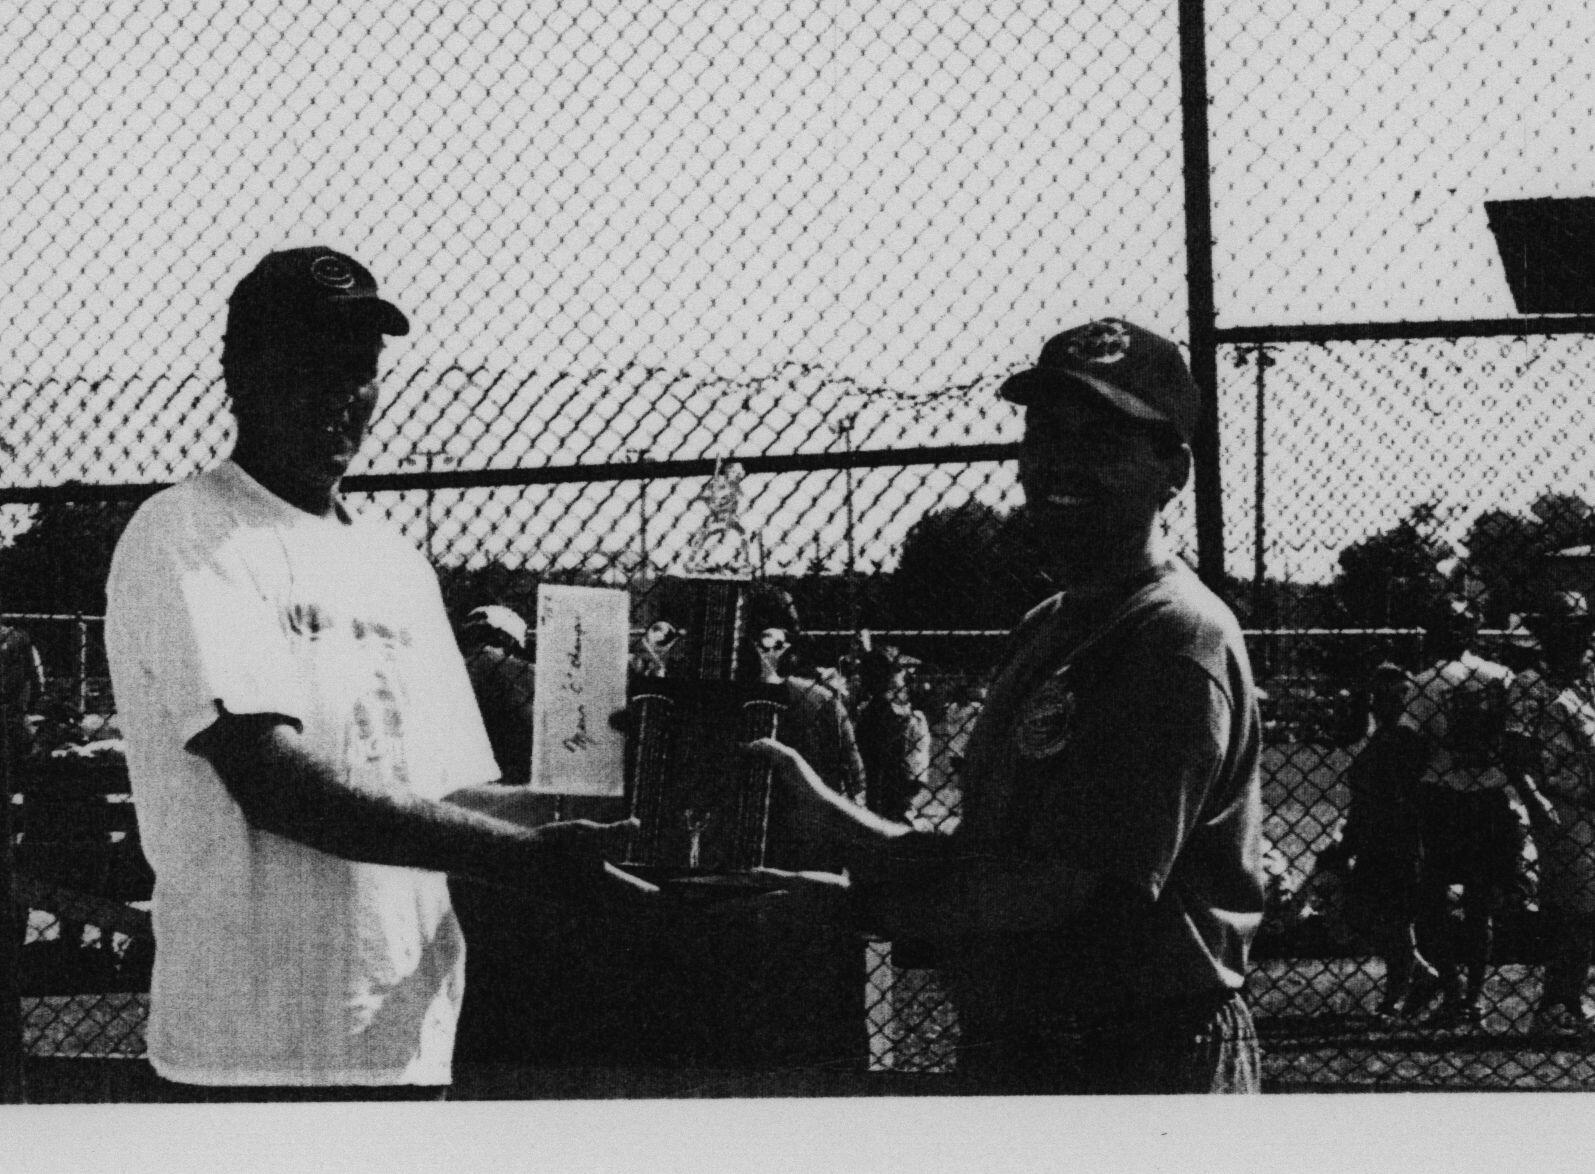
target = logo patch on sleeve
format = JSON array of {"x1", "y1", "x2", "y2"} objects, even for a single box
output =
[{"x1": 1013, "y1": 668, "x2": 1077, "y2": 760}]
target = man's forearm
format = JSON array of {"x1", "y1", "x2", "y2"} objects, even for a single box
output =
[
  {"x1": 294, "y1": 774, "x2": 596, "y2": 892},
  {"x1": 444, "y1": 782, "x2": 543, "y2": 822},
  {"x1": 274, "y1": 768, "x2": 601, "y2": 894},
  {"x1": 196, "y1": 720, "x2": 602, "y2": 895}
]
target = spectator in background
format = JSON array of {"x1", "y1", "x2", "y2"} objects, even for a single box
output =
[
  {"x1": 855, "y1": 645, "x2": 931, "y2": 826},
  {"x1": 1405, "y1": 595, "x2": 1524, "y2": 1024},
  {"x1": 927, "y1": 677, "x2": 987, "y2": 826},
  {"x1": 461, "y1": 604, "x2": 537, "y2": 788},
  {"x1": 0, "y1": 612, "x2": 45, "y2": 774},
  {"x1": 937, "y1": 677, "x2": 987, "y2": 778},
  {"x1": 812, "y1": 663, "x2": 852, "y2": 707},
  {"x1": 1341, "y1": 662, "x2": 1436, "y2": 1019},
  {"x1": 746, "y1": 586, "x2": 866, "y2": 869},
  {"x1": 1506, "y1": 589, "x2": 1595, "y2": 1034}
]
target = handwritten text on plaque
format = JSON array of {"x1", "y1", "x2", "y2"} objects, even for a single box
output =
[{"x1": 530, "y1": 584, "x2": 629, "y2": 796}]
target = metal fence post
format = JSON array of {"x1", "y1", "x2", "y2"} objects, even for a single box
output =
[
  {"x1": 0, "y1": 682, "x2": 25, "y2": 1103},
  {"x1": 1250, "y1": 345, "x2": 1276, "y2": 618},
  {"x1": 1179, "y1": 0, "x2": 1224, "y2": 590}
]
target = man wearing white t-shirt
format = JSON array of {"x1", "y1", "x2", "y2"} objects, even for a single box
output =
[{"x1": 105, "y1": 247, "x2": 653, "y2": 1099}]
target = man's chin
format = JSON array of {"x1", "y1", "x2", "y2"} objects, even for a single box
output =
[
  {"x1": 319, "y1": 447, "x2": 357, "y2": 477},
  {"x1": 1029, "y1": 520, "x2": 1155, "y2": 578},
  {"x1": 1024, "y1": 510, "x2": 1117, "y2": 547},
  {"x1": 285, "y1": 462, "x2": 347, "y2": 499}
]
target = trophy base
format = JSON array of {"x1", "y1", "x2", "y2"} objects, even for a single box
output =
[{"x1": 626, "y1": 865, "x2": 787, "y2": 895}]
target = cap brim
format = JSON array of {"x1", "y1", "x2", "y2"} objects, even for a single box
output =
[
  {"x1": 330, "y1": 295, "x2": 410, "y2": 337},
  {"x1": 999, "y1": 367, "x2": 1168, "y2": 429}
]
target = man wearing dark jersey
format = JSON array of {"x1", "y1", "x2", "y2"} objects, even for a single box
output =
[{"x1": 751, "y1": 319, "x2": 1265, "y2": 1094}]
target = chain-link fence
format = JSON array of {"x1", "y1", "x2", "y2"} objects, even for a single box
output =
[
  {"x1": 6, "y1": 0, "x2": 1595, "y2": 1096},
  {"x1": 1220, "y1": 332, "x2": 1595, "y2": 1090}
]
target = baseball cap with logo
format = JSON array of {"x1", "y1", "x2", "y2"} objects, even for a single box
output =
[
  {"x1": 998, "y1": 318, "x2": 1200, "y2": 446},
  {"x1": 222, "y1": 246, "x2": 410, "y2": 371}
]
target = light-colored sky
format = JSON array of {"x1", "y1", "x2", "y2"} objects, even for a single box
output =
[{"x1": 3, "y1": 0, "x2": 1591, "y2": 582}]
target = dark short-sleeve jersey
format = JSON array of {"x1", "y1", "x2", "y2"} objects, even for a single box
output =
[{"x1": 937, "y1": 560, "x2": 1264, "y2": 1021}]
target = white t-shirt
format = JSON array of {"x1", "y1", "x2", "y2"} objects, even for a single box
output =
[{"x1": 105, "y1": 460, "x2": 498, "y2": 1086}]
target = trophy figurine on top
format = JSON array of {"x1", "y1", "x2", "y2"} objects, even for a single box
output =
[{"x1": 624, "y1": 460, "x2": 788, "y2": 881}]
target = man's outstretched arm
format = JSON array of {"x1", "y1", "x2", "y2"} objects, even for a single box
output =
[
  {"x1": 746, "y1": 737, "x2": 1103, "y2": 938},
  {"x1": 190, "y1": 710, "x2": 654, "y2": 900}
]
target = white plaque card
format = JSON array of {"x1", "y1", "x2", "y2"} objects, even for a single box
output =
[{"x1": 530, "y1": 584, "x2": 630, "y2": 796}]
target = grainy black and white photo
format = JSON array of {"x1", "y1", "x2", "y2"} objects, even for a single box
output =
[{"x1": 2, "y1": 0, "x2": 1594, "y2": 1161}]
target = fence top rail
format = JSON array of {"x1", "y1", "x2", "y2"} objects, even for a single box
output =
[
  {"x1": 0, "y1": 442, "x2": 1023, "y2": 506},
  {"x1": 1216, "y1": 316, "x2": 1595, "y2": 345},
  {"x1": 1246, "y1": 627, "x2": 1528, "y2": 638}
]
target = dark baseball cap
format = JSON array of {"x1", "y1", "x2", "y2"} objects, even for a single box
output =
[
  {"x1": 999, "y1": 318, "x2": 1200, "y2": 445},
  {"x1": 222, "y1": 247, "x2": 409, "y2": 367},
  {"x1": 859, "y1": 645, "x2": 921, "y2": 685}
]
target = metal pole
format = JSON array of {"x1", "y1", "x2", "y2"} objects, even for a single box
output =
[
  {"x1": 834, "y1": 414, "x2": 860, "y2": 633},
  {"x1": 1179, "y1": 0, "x2": 1224, "y2": 589},
  {"x1": 845, "y1": 465, "x2": 857, "y2": 624},
  {"x1": 75, "y1": 616, "x2": 87, "y2": 714},
  {"x1": 423, "y1": 451, "x2": 436, "y2": 564},
  {"x1": 1251, "y1": 346, "x2": 1272, "y2": 620},
  {"x1": 0, "y1": 669, "x2": 25, "y2": 1103},
  {"x1": 1251, "y1": 346, "x2": 1276, "y2": 679},
  {"x1": 629, "y1": 449, "x2": 650, "y2": 581}
]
